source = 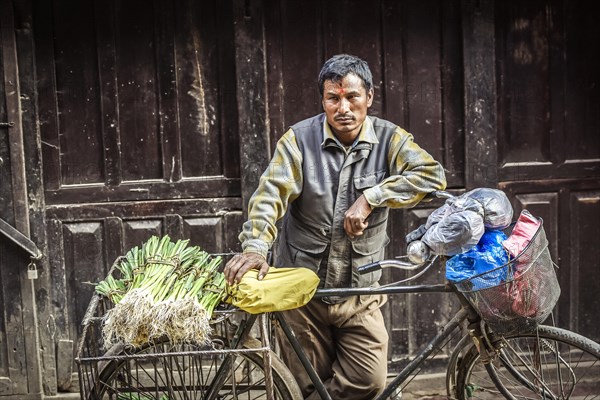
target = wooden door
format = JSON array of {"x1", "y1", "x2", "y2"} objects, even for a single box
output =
[
  {"x1": 0, "y1": 0, "x2": 43, "y2": 397},
  {"x1": 494, "y1": 1, "x2": 600, "y2": 341},
  {"x1": 33, "y1": 0, "x2": 244, "y2": 390},
  {"x1": 249, "y1": 0, "x2": 600, "y2": 368},
  {"x1": 259, "y1": 0, "x2": 465, "y2": 369},
  {"x1": 9, "y1": 0, "x2": 599, "y2": 395}
]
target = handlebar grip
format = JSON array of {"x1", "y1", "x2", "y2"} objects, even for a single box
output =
[
  {"x1": 356, "y1": 261, "x2": 382, "y2": 275},
  {"x1": 430, "y1": 190, "x2": 454, "y2": 199}
]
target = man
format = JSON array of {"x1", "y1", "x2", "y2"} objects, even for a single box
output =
[{"x1": 225, "y1": 54, "x2": 446, "y2": 399}]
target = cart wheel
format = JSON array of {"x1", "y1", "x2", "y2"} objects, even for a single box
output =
[
  {"x1": 89, "y1": 336, "x2": 302, "y2": 400},
  {"x1": 455, "y1": 325, "x2": 600, "y2": 399}
]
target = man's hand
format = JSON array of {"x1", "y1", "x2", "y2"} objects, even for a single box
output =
[
  {"x1": 224, "y1": 252, "x2": 269, "y2": 285},
  {"x1": 344, "y1": 194, "x2": 373, "y2": 239}
]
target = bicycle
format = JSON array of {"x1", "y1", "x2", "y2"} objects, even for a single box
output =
[{"x1": 76, "y1": 199, "x2": 600, "y2": 400}]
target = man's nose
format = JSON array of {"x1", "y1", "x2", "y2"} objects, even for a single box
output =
[{"x1": 338, "y1": 98, "x2": 350, "y2": 113}]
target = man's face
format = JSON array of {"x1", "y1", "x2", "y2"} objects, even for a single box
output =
[
  {"x1": 322, "y1": 73, "x2": 373, "y2": 146},
  {"x1": 322, "y1": 74, "x2": 373, "y2": 146}
]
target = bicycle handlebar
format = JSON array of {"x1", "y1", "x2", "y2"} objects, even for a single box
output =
[
  {"x1": 356, "y1": 191, "x2": 451, "y2": 276},
  {"x1": 356, "y1": 261, "x2": 382, "y2": 274},
  {"x1": 356, "y1": 256, "x2": 438, "y2": 275},
  {"x1": 427, "y1": 190, "x2": 454, "y2": 200}
]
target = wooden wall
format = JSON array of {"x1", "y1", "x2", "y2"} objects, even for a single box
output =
[{"x1": 0, "y1": 0, "x2": 598, "y2": 396}]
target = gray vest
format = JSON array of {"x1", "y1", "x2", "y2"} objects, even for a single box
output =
[{"x1": 274, "y1": 113, "x2": 397, "y2": 289}]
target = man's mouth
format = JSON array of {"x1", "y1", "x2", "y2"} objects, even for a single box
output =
[{"x1": 335, "y1": 116, "x2": 354, "y2": 122}]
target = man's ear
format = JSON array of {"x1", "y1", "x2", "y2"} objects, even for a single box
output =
[{"x1": 367, "y1": 89, "x2": 374, "y2": 107}]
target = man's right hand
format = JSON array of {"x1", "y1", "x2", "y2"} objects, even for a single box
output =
[{"x1": 224, "y1": 252, "x2": 269, "y2": 286}]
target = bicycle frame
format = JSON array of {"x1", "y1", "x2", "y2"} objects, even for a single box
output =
[
  {"x1": 224, "y1": 277, "x2": 481, "y2": 400},
  {"x1": 284, "y1": 282, "x2": 474, "y2": 400}
]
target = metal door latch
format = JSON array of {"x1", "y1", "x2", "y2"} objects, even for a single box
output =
[{"x1": 0, "y1": 121, "x2": 15, "y2": 128}]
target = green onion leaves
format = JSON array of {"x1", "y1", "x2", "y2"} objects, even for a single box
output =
[{"x1": 96, "y1": 235, "x2": 227, "y2": 347}]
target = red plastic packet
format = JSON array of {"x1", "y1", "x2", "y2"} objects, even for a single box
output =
[{"x1": 502, "y1": 210, "x2": 541, "y2": 258}]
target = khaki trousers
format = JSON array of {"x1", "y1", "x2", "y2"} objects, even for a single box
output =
[{"x1": 276, "y1": 294, "x2": 389, "y2": 400}]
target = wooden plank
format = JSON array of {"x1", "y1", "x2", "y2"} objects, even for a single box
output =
[
  {"x1": 568, "y1": 191, "x2": 600, "y2": 341},
  {"x1": 281, "y1": 0, "x2": 323, "y2": 131},
  {"x1": 462, "y1": 0, "x2": 498, "y2": 188},
  {"x1": 165, "y1": 214, "x2": 183, "y2": 242},
  {"x1": 563, "y1": 1, "x2": 600, "y2": 163},
  {"x1": 43, "y1": 177, "x2": 241, "y2": 205},
  {"x1": 233, "y1": 0, "x2": 270, "y2": 216},
  {"x1": 0, "y1": 89, "x2": 13, "y2": 224},
  {"x1": 495, "y1": 0, "x2": 600, "y2": 182},
  {"x1": 94, "y1": 0, "x2": 122, "y2": 186},
  {"x1": 114, "y1": 0, "x2": 162, "y2": 181},
  {"x1": 224, "y1": 211, "x2": 244, "y2": 254},
  {"x1": 547, "y1": 0, "x2": 565, "y2": 168},
  {"x1": 381, "y1": 0, "x2": 407, "y2": 127},
  {"x1": 216, "y1": 1, "x2": 240, "y2": 178},
  {"x1": 183, "y1": 217, "x2": 223, "y2": 254},
  {"x1": 13, "y1": 0, "x2": 58, "y2": 393},
  {"x1": 62, "y1": 222, "x2": 106, "y2": 341},
  {"x1": 175, "y1": 0, "x2": 224, "y2": 179},
  {"x1": 403, "y1": 0, "x2": 443, "y2": 162},
  {"x1": 32, "y1": 0, "x2": 60, "y2": 191},
  {"x1": 0, "y1": 0, "x2": 42, "y2": 394},
  {"x1": 496, "y1": 2, "x2": 552, "y2": 166},
  {"x1": 46, "y1": 219, "x2": 68, "y2": 341},
  {"x1": 499, "y1": 161, "x2": 600, "y2": 182},
  {"x1": 55, "y1": 339, "x2": 73, "y2": 391},
  {"x1": 104, "y1": 217, "x2": 124, "y2": 274},
  {"x1": 263, "y1": 0, "x2": 285, "y2": 151},
  {"x1": 52, "y1": 0, "x2": 104, "y2": 185},
  {"x1": 155, "y1": 0, "x2": 180, "y2": 183},
  {"x1": 46, "y1": 197, "x2": 241, "y2": 221},
  {"x1": 321, "y1": 1, "x2": 343, "y2": 57},
  {"x1": 122, "y1": 219, "x2": 163, "y2": 251},
  {"x1": 1, "y1": 0, "x2": 28, "y2": 233},
  {"x1": 440, "y1": 0, "x2": 465, "y2": 188},
  {"x1": 0, "y1": 244, "x2": 20, "y2": 395}
]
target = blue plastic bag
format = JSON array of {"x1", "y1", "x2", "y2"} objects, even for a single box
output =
[{"x1": 446, "y1": 230, "x2": 509, "y2": 288}]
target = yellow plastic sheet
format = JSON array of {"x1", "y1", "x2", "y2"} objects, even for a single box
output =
[{"x1": 225, "y1": 267, "x2": 319, "y2": 314}]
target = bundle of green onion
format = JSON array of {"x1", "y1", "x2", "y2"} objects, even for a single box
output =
[{"x1": 95, "y1": 235, "x2": 226, "y2": 347}]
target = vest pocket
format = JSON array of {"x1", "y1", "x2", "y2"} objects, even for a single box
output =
[
  {"x1": 353, "y1": 169, "x2": 387, "y2": 190},
  {"x1": 350, "y1": 224, "x2": 390, "y2": 266},
  {"x1": 279, "y1": 219, "x2": 329, "y2": 272},
  {"x1": 350, "y1": 226, "x2": 388, "y2": 287},
  {"x1": 288, "y1": 242, "x2": 328, "y2": 272}
]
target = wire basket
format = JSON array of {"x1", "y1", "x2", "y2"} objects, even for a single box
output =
[
  {"x1": 75, "y1": 258, "x2": 276, "y2": 400},
  {"x1": 453, "y1": 218, "x2": 561, "y2": 336}
]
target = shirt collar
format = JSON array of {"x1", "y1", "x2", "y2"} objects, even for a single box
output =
[{"x1": 321, "y1": 115, "x2": 379, "y2": 149}]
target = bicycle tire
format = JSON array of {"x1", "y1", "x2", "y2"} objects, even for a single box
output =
[
  {"x1": 88, "y1": 337, "x2": 302, "y2": 400},
  {"x1": 455, "y1": 325, "x2": 600, "y2": 399}
]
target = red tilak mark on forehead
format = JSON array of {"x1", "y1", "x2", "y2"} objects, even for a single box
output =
[{"x1": 337, "y1": 88, "x2": 345, "y2": 95}]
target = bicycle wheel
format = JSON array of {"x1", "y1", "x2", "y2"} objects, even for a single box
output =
[
  {"x1": 89, "y1": 337, "x2": 302, "y2": 400},
  {"x1": 455, "y1": 325, "x2": 600, "y2": 399}
]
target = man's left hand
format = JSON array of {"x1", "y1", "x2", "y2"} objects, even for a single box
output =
[{"x1": 344, "y1": 195, "x2": 373, "y2": 239}]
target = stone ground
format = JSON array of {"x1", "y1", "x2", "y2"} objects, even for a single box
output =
[
  {"x1": 49, "y1": 372, "x2": 449, "y2": 399},
  {"x1": 389, "y1": 372, "x2": 448, "y2": 399}
]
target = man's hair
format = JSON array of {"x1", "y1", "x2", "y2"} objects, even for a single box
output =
[{"x1": 318, "y1": 54, "x2": 373, "y2": 95}]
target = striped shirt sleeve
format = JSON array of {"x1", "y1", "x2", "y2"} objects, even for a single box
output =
[
  {"x1": 239, "y1": 129, "x2": 303, "y2": 257},
  {"x1": 362, "y1": 127, "x2": 447, "y2": 208}
]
